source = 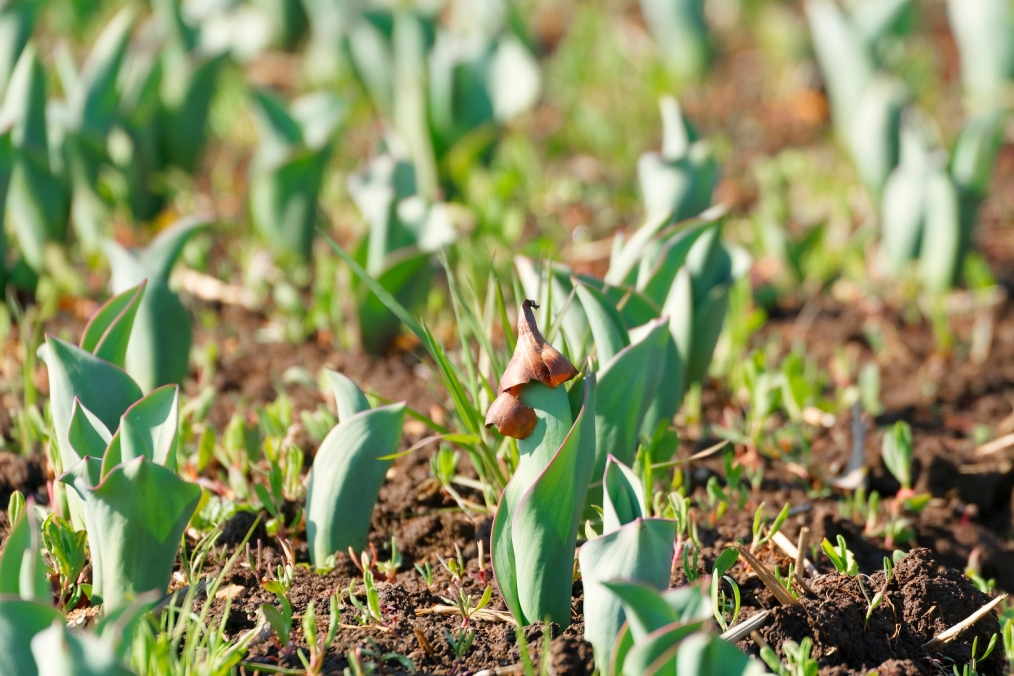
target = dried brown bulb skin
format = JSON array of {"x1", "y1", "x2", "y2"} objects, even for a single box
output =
[
  {"x1": 497, "y1": 300, "x2": 579, "y2": 393},
  {"x1": 485, "y1": 391, "x2": 537, "y2": 439}
]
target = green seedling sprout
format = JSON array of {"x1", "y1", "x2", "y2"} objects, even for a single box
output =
[
  {"x1": 346, "y1": 569, "x2": 386, "y2": 628},
  {"x1": 439, "y1": 583, "x2": 494, "y2": 629},
  {"x1": 446, "y1": 627, "x2": 476, "y2": 663},
  {"x1": 751, "y1": 502, "x2": 791, "y2": 553},
  {"x1": 761, "y1": 636, "x2": 819, "y2": 676},
  {"x1": 298, "y1": 594, "x2": 340, "y2": 675},
  {"x1": 486, "y1": 301, "x2": 596, "y2": 628},
  {"x1": 1002, "y1": 617, "x2": 1014, "y2": 672},
  {"x1": 821, "y1": 535, "x2": 859, "y2": 576},
  {"x1": 40, "y1": 512, "x2": 87, "y2": 610},
  {"x1": 954, "y1": 633, "x2": 998, "y2": 676},
  {"x1": 682, "y1": 544, "x2": 701, "y2": 584},
  {"x1": 774, "y1": 564, "x2": 799, "y2": 601},
  {"x1": 6, "y1": 490, "x2": 25, "y2": 529},
  {"x1": 415, "y1": 561, "x2": 434, "y2": 589},
  {"x1": 260, "y1": 587, "x2": 294, "y2": 648},
  {"x1": 376, "y1": 537, "x2": 403, "y2": 581},
  {"x1": 857, "y1": 557, "x2": 894, "y2": 633},
  {"x1": 882, "y1": 420, "x2": 915, "y2": 494},
  {"x1": 710, "y1": 546, "x2": 742, "y2": 631}
]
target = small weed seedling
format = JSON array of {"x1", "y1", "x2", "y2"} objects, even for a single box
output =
[
  {"x1": 440, "y1": 583, "x2": 494, "y2": 629},
  {"x1": 415, "y1": 561, "x2": 435, "y2": 588},
  {"x1": 376, "y1": 537, "x2": 402, "y2": 581},
  {"x1": 298, "y1": 594, "x2": 339, "y2": 675},
  {"x1": 1002, "y1": 617, "x2": 1014, "y2": 673},
  {"x1": 346, "y1": 568, "x2": 386, "y2": 628},
  {"x1": 682, "y1": 543, "x2": 701, "y2": 583},
  {"x1": 262, "y1": 565, "x2": 296, "y2": 648},
  {"x1": 446, "y1": 627, "x2": 476, "y2": 663},
  {"x1": 40, "y1": 512, "x2": 88, "y2": 609},
  {"x1": 774, "y1": 563, "x2": 799, "y2": 600},
  {"x1": 857, "y1": 557, "x2": 894, "y2": 633},
  {"x1": 953, "y1": 634, "x2": 998, "y2": 676},
  {"x1": 761, "y1": 636, "x2": 819, "y2": 676},
  {"x1": 711, "y1": 546, "x2": 742, "y2": 631},
  {"x1": 822, "y1": 535, "x2": 859, "y2": 576},
  {"x1": 750, "y1": 501, "x2": 791, "y2": 553}
]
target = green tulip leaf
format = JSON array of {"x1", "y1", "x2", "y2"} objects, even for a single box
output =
[
  {"x1": 805, "y1": 0, "x2": 875, "y2": 138},
  {"x1": 602, "y1": 455, "x2": 647, "y2": 533},
  {"x1": 579, "y1": 518, "x2": 677, "y2": 666},
  {"x1": 104, "y1": 217, "x2": 207, "y2": 392},
  {"x1": 920, "y1": 171, "x2": 963, "y2": 294},
  {"x1": 39, "y1": 335, "x2": 142, "y2": 483},
  {"x1": 306, "y1": 402, "x2": 406, "y2": 566},
  {"x1": 30, "y1": 620, "x2": 134, "y2": 676},
  {"x1": 323, "y1": 369, "x2": 371, "y2": 421},
  {"x1": 593, "y1": 318, "x2": 669, "y2": 479},
  {"x1": 67, "y1": 399, "x2": 113, "y2": 465},
  {"x1": 621, "y1": 619, "x2": 706, "y2": 676},
  {"x1": 948, "y1": 0, "x2": 1014, "y2": 111},
  {"x1": 119, "y1": 385, "x2": 180, "y2": 471},
  {"x1": 672, "y1": 632, "x2": 765, "y2": 676},
  {"x1": 0, "y1": 0, "x2": 39, "y2": 101},
  {"x1": 0, "y1": 598, "x2": 64, "y2": 676},
  {"x1": 79, "y1": 281, "x2": 146, "y2": 369},
  {"x1": 0, "y1": 498, "x2": 48, "y2": 601},
  {"x1": 61, "y1": 456, "x2": 201, "y2": 610},
  {"x1": 575, "y1": 282, "x2": 629, "y2": 365},
  {"x1": 491, "y1": 380, "x2": 575, "y2": 625},
  {"x1": 510, "y1": 372, "x2": 597, "y2": 627}
]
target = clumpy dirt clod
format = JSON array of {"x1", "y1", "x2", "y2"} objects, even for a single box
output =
[{"x1": 752, "y1": 548, "x2": 1003, "y2": 676}]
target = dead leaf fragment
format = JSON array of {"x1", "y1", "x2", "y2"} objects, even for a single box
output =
[
  {"x1": 485, "y1": 391, "x2": 537, "y2": 439},
  {"x1": 484, "y1": 300, "x2": 576, "y2": 440},
  {"x1": 498, "y1": 299, "x2": 578, "y2": 393}
]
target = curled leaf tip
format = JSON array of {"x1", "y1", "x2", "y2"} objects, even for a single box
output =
[
  {"x1": 485, "y1": 300, "x2": 577, "y2": 439},
  {"x1": 498, "y1": 299, "x2": 578, "y2": 393},
  {"x1": 485, "y1": 391, "x2": 537, "y2": 439}
]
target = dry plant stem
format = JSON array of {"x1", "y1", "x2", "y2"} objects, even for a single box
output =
[
  {"x1": 474, "y1": 665, "x2": 529, "y2": 676},
  {"x1": 922, "y1": 593, "x2": 1007, "y2": 652},
  {"x1": 795, "y1": 527, "x2": 809, "y2": 578},
  {"x1": 975, "y1": 431, "x2": 1014, "y2": 457},
  {"x1": 174, "y1": 268, "x2": 259, "y2": 309},
  {"x1": 772, "y1": 530, "x2": 820, "y2": 578},
  {"x1": 735, "y1": 545, "x2": 801, "y2": 608},
  {"x1": 413, "y1": 626, "x2": 437, "y2": 662},
  {"x1": 415, "y1": 605, "x2": 516, "y2": 624},
  {"x1": 720, "y1": 610, "x2": 772, "y2": 644},
  {"x1": 792, "y1": 573, "x2": 815, "y2": 597}
]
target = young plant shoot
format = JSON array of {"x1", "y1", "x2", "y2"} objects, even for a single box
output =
[
  {"x1": 486, "y1": 299, "x2": 596, "y2": 627},
  {"x1": 305, "y1": 370, "x2": 406, "y2": 567}
]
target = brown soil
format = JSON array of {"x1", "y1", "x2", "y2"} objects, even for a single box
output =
[{"x1": 751, "y1": 548, "x2": 1003, "y2": 676}]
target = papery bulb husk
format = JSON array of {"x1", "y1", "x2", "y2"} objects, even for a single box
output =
[
  {"x1": 497, "y1": 299, "x2": 578, "y2": 393},
  {"x1": 484, "y1": 391, "x2": 536, "y2": 439}
]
